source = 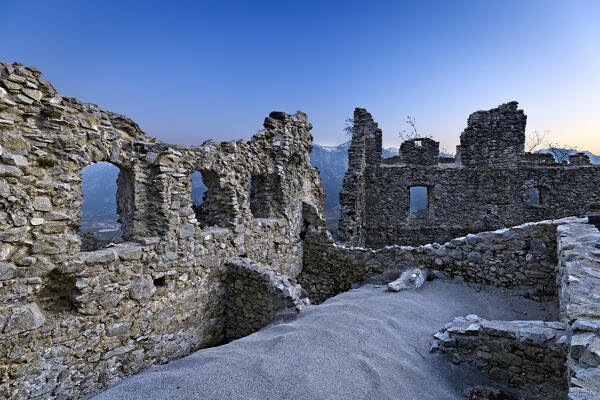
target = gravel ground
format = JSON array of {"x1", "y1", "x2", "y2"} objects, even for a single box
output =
[{"x1": 90, "y1": 280, "x2": 556, "y2": 400}]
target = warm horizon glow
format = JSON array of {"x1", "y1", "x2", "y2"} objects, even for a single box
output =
[{"x1": 2, "y1": 1, "x2": 599, "y2": 154}]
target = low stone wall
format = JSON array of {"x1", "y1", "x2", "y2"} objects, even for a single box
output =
[
  {"x1": 431, "y1": 315, "x2": 567, "y2": 399},
  {"x1": 300, "y1": 215, "x2": 583, "y2": 303},
  {"x1": 556, "y1": 222, "x2": 600, "y2": 400},
  {"x1": 223, "y1": 258, "x2": 309, "y2": 341}
]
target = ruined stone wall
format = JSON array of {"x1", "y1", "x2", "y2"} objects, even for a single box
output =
[
  {"x1": 0, "y1": 61, "x2": 325, "y2": 399},
  {"x1": 338, "y1": 103, "x2": 600, "y2": 248},
  {"x1": 556, "y1": 222, "x2": 600, "y2": 400},
  {"x1": 431, "y1": 315, "x2": 567, "y2": 399},
  {"x1": 459, "y1": 101, "x2": 526, "y2": 166},
  {"x1": 223, "y1": 258, "x2": 309, "y2": 341},
  {"x1": 300, "y1": 215, "x2": 577, "y2": 303},
  {"x1": 337, "y1": 108, "x2": 381, "y2": 247},
  {"x1": 399, "y1": 137, "x2": 439, "y2": 165}
]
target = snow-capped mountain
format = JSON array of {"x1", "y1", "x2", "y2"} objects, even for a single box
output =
[{"x1": 309, "y1": 141, "x2": 397, "y2": 211}]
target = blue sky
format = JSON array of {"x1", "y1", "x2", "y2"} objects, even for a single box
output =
[{"x1": 2, "y1": 0, "x2": 599, "y2": 152}]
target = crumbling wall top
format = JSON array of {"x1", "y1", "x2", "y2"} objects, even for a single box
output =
[
  {"x1": 399, "y1": 137, "x2": 439, "y2": 165},
  {"x1": 459, "y1": 101, "x2": 526, "y2": 166}
]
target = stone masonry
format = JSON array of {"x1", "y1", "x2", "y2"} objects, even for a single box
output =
[
  {"x1": 338, "y1": 102, "x2": 600, "y2": 248},
  {"x1": 3, "y1": 60, "x2": 600, "y2": 400},
  {"x1": 0, "y1": 61, "x2": 326, "y2": 399},
  {"x1": 557, "y1": 223, "x2": 600, "y2": 399},
  {"x1": 223, "y1": 258, "x2": 309, "y2": 341},
  {"x1": 431, "y1": 316, "x2": 567, "y2": 399}
]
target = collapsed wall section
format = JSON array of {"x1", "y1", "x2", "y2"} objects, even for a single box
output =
[
  {"x1": 459, "y1": 101, "x2": 526, "y2": 166},
  {"x1": 223, "y1": 258, "x2": 309, "y2": 341},
  {"x1": 0, "y1": 61, "x2": 325, "y2": 399},
  {"x1": 337, "y1": 108, "x2": 381, "y2": 247},
  {"x1": 431, "y1": 316, "x2": 567, "y2": 399},
  {"x1": 301, "y1": 214, "x2": 580, "y2": 303}
]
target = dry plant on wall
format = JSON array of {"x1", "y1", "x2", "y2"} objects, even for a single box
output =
[
  {"x1": 397, "y1": 116, "x2": 432, "y2": 141},
  {"x1": 526, "y1": 129, "x2": 578, "y2": 163},
  {"x1": 343, "y1": 117, "x2": 355, "y2": 137}
]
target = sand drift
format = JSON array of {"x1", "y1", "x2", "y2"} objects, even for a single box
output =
[{"x1": 90, "y1": 280, "x2": 555, "y2": 400}]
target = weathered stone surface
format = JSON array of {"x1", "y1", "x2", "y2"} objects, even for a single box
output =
[
  {"x1": 223, "y1": 258, "x2": 309, "y2": 341},
  {"x1": 0, "y1": 59, "x2": 328, "y2": 400},
  {"x1": 0, "y1": 263, "x2": 16, "y2": 280},
  {"x1": 106, "y1": 321, "x2": 133, "y2": 337},
  {"x1": 1, "y1": 153, "x2": 27, "y2": 166},
  {"x1": 32, "y1": 196, "x2": 52, "y2": 211},
  {"x1": 431, "y1": 315, "x2": 567, "y2": 399},
  {"x1": 557, "y1": 223, "x2": 600, "y2": 399}
]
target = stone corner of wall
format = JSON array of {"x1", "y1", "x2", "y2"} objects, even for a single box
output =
[
  {"x1": 223, "y1": 257, "x2": 310, "y2": 341},
  {"x1": 431, "y1": 315, "x2": 567, "y2": 398}
]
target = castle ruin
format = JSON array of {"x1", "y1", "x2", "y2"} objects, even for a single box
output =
[
  {"x1": 1, "y1": 61, "x2": 600, "y2": 400},
  {"x1": 338, "y1": 103, "x2": 600, "y2": 247}
]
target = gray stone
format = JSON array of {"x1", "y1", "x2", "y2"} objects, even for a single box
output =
[
  {"x1": 106, "y1": 321, "x2": 133, "y2": 337},
  {"x1": 0, "y1": 263, "x2": 16, "y2": 280},
  {"x1": 129, "y1": 274, "x2": 156, "y2": 300},
  {"x1": 178, "y1": 224, "x2": 195, "y2": 239},
  {"x1": 1, "y1": 154, "x2": 27, "y2": 166},
  {"x1": 32, "y1": 196, "x2": 52, "y2": 211},
  {"x1": 387, "y1": 268, "x2": 426, "y2": 291},
  {"x1": 3, "y1": 303, "x2": 45, "y2": 334}
]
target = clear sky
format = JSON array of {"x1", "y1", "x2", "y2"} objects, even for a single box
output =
[{"x1": 2, "y1": 0, "x2": 599, "y2": 153}]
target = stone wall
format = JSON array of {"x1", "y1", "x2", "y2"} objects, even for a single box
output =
[
  {"x1": 556, "y1": 222, "x2": 600, "y2": 400},
  {"x1": 300, "y1": 214, "x2": 579, "y2": 303},
  {"x1": 0, "y1": 61, "x2": 326, "y2": 399},
  {"x1": 337, "y1": 108, "x2": 381, "y2": 247},
  {"x1": 338, "y1": 103, "x2": 600, "y2": 248},
  {"x1": 459, "y1": 101, "x2": 526, "y2": 166},
  {"x1": 399, "y1": 137, "x2": 439, "y2": 165},
  {"x1": 431, "y1": 315, "x2": 567, "y2": 399},
  {"x1": 223, "y1": 258, "x2": 309, "y2": 341}
]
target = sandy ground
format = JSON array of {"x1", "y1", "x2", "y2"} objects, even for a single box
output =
[{"x1": 90, "y1": 280, "x2": 556, "y2": 400}]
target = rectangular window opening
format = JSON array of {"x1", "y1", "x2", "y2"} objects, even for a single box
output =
[
  {"x1": 409, "y1": 186, "x2": 429, "y2": 218},
  {"x1": 526, "y1": 187, "x2": 541, "y2": 206},
  {"x1": 80, "y1": 161, "x2": 134, "y2": 251}
]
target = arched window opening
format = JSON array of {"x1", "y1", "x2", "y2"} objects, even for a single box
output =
[
  {"x1": 409, "y1": 186, "x2": 429, "y2": 218},
  {"x1": 190, "y1": 170, "x2": 231, "y2": 228},
  {"x1": 80, "y1": 161, "x2": 134, "y2": 250},
  {"x1": 248, "y1": 173, "x2": 284, "y2": 219},
  {"x1": 190, "y1": 171, "x2": 208, "y2": 208}
]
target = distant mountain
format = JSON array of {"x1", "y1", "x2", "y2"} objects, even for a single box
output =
[
  {"x1": 81, "y1": 162, "x2": 119, "y2": 224},
  {"x1": 536, "y1": 148, "x2": 600, "y2": 164},
  {"x1": 309, "y1": 141, "x2": 398, "y2": 235},
  {"x1": 310, "y1": 141, "x2": 398, "y2": 211}
]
